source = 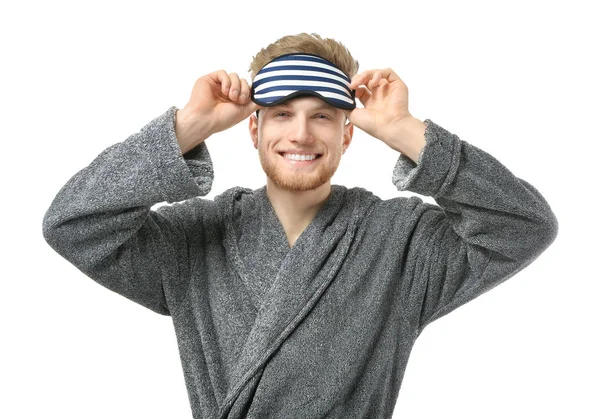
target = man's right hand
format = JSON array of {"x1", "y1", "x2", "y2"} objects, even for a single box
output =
[{"x1": 175, "y1": 71, "x2": 259, "y2": 154}]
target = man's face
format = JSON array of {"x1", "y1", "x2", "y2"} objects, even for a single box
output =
[{"x1": 249, "y1": 96, "x2": 353, "y2": 192}]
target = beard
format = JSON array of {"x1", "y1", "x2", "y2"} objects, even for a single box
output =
[{"x1": 258, "y1": 148, "x2": 342, "y2": 192}]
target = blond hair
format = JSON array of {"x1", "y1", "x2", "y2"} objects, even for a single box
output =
[{"x1": 249, "y1": 33, "x2": 359, "y2": 80}]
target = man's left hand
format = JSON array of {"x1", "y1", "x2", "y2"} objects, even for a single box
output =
[{"x1": 346, "y1": 68, "x2": 426, "y2": 163}]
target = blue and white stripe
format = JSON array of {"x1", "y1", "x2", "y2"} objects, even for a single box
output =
[{"x1": 251, "y1": 54, "x2": 356, "y2": 110}]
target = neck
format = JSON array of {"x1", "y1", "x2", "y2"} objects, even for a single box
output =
[{"x1": 265, "y1": 178, "x2": 331, "y2": 247}]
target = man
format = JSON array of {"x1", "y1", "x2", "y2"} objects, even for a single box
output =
[{"x1": 42, "y1": 33, "x2": 558, "y2": 418}]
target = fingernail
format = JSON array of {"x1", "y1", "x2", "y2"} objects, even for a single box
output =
[{"x1": 239, "y1": 93, "x2": 247, "y2": 100}]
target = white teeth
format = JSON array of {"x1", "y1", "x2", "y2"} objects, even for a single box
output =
[{"x1": 283, "y1": 153, "x2": 318, "y2": 161}]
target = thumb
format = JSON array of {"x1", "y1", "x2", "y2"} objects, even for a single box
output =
[
  {"x1": 232, "y1": 98, "x2": 260, "y2": 121},
  {"x1": 244, "y1": 100, "x2": 260, "y2": 115},
  {"x1": 346, "y1": 108, "x2": 374, "y2": 135}
]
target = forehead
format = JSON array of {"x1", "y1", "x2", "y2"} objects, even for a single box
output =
[{"x1": 269, "y1": 96, "x2": 340, "y2": 112}]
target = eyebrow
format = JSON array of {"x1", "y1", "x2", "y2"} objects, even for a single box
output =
[{"x1": 272, "y1": 102, "x2": 337, "y2": 112}]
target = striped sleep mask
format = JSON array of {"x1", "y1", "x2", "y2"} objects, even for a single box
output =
[{"x1": 251, "y1": 53, "x2": 356, "y2": 110}]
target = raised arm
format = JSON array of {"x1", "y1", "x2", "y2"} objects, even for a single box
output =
[
  {"x1": 42, "y1": 107, "x2": 214, "y2": 314},
  {"x1": 42, "y1": 71, "x2": 258, "y2": 315},
  {"x1": 349, "y1": 68, "x2": 558, "y2": 332},
  {"x1": 392, "y1": 119, "x2": 558, "y2": 332}
]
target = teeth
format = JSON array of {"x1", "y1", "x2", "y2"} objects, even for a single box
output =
[{"x1": 283, "y1": 153, "x2": 318, "y2": 161}]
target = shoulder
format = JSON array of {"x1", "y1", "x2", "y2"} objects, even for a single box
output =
[
  {"x1": 342, "y1": 185, "x2": 425, "y2": 213},
  {"x1": 342, "y1": 185, "x2": 441, "y2": 232}
]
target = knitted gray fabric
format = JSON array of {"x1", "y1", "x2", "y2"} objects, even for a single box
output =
[{"x1": 42, "y1": 106, "x2": 558, "y2": 418}]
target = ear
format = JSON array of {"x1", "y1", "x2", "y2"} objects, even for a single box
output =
[
  {"x1": 342, "y1": 121, "x2": 354, "y2": 154},
  {"x1": 249, "y1": 113, "x2": 259, "y2": 149}
]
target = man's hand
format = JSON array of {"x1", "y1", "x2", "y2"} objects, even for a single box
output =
[
  {"x1": 346, "y1": 69, "x2": 426, "y2": 163},
  {"x1": 175, "y1": 71, "x2": 259, "y2": 154}
]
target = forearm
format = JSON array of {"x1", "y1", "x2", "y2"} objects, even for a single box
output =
[
  {"x1": 394, "y1": 119, "x2": 558, "y2": 260},
  {"x1": 386, "y1": 116, "x2": 427, "y2": 164},
  {"x1": 175, "y1": 108, "x2": 213, "y2": 155},
  {"x1": 42, "y1": 107, "x2": 214, "y2": 313},
  {"x1": 392, "y1": 119, "x2": 558, "y2": 330}
]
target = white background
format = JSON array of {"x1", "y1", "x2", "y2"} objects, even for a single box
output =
[{"x1": 1, "y1": 0, "x2": 598, "y2": 418}]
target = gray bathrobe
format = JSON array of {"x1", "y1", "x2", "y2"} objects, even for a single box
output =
[{"x1": 42, "y1": 106, "x2": 558, "y2": 418}]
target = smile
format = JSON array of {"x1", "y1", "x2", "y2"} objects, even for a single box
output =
[
  {"x1": 276, "y1": 153, "x2": 323, "y2": 167},
  {"x1": 282, "y1": 153, "x2": 319, "y2": 161}
]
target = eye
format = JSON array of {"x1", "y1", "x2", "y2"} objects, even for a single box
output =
[
  {"x1": 315, "y1": 114, "x2": 332, "y2": 120},
  {"x1": 273, "y1": 111, "x2": 289, "y2": 117}
]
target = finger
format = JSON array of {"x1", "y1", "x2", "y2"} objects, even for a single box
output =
[
  {"x1": 355, "y1": 86, "x2": 372, "y2": 106},
  {"x1": 350, "y1": 70, "x2": 374, "y2": 89},
  {"x1": 368, "y1": 77, "x2": 379, "y2": 90},
  {"x1": 351, "y1": 68, "x2": 401, "y2": 89},
  {"x1": 371, "y1": 70, "x2": 382, "y2": 87},
  {"x1": 369, "y1": 77, "x2": 391, "y2": 92},
  {"x1": 228, "y1": 72, "x2": 242, "y2": 101},
  {"x1": 350, "y1": 69, "x2": 382, "y2": 89},
  {"x1": 238, "y1": 78, "x2": 251, "y2": 103},
  {"x1": 378, "y1": 68, "x2": 401, "y2": 84},
  {"x1": 211, "y1": 70, "x2": 230, "y2": 97}
]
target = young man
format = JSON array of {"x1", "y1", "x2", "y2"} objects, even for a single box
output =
[{"x1": 43, "y1": 33, "x2": 558, "y2": 418}]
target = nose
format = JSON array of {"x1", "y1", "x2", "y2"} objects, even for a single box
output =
[{"x1": 289, "y1": 116, "x2": 313, "y2": 144}]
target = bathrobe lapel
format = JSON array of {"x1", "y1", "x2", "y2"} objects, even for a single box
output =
[{"x1": 215, "y1": 185, "x2": 371, "y2": 416}]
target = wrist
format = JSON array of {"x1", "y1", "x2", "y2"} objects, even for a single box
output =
[
  {"x1": 389, "y1": 116, "x2": 426, "y2": 164},
  {"x1": 175, "y1": 108, "x2": 212, "y2": 155}
]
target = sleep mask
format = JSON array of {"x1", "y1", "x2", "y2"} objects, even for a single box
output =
[{"x1": 251, "y1": 53, "x2": 356, "y2": 110}]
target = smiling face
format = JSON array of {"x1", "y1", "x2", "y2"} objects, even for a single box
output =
[{"x1": 249, "y1": 96, "x2": 353, "y2": 192}]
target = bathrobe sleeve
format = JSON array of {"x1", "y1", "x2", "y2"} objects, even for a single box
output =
[
  {"x1": 42, "y1": 106, "x2": 213, "y2": 315},
  {"x1": 392, "y1": 119, "x2": 559, "y2": 333}
]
